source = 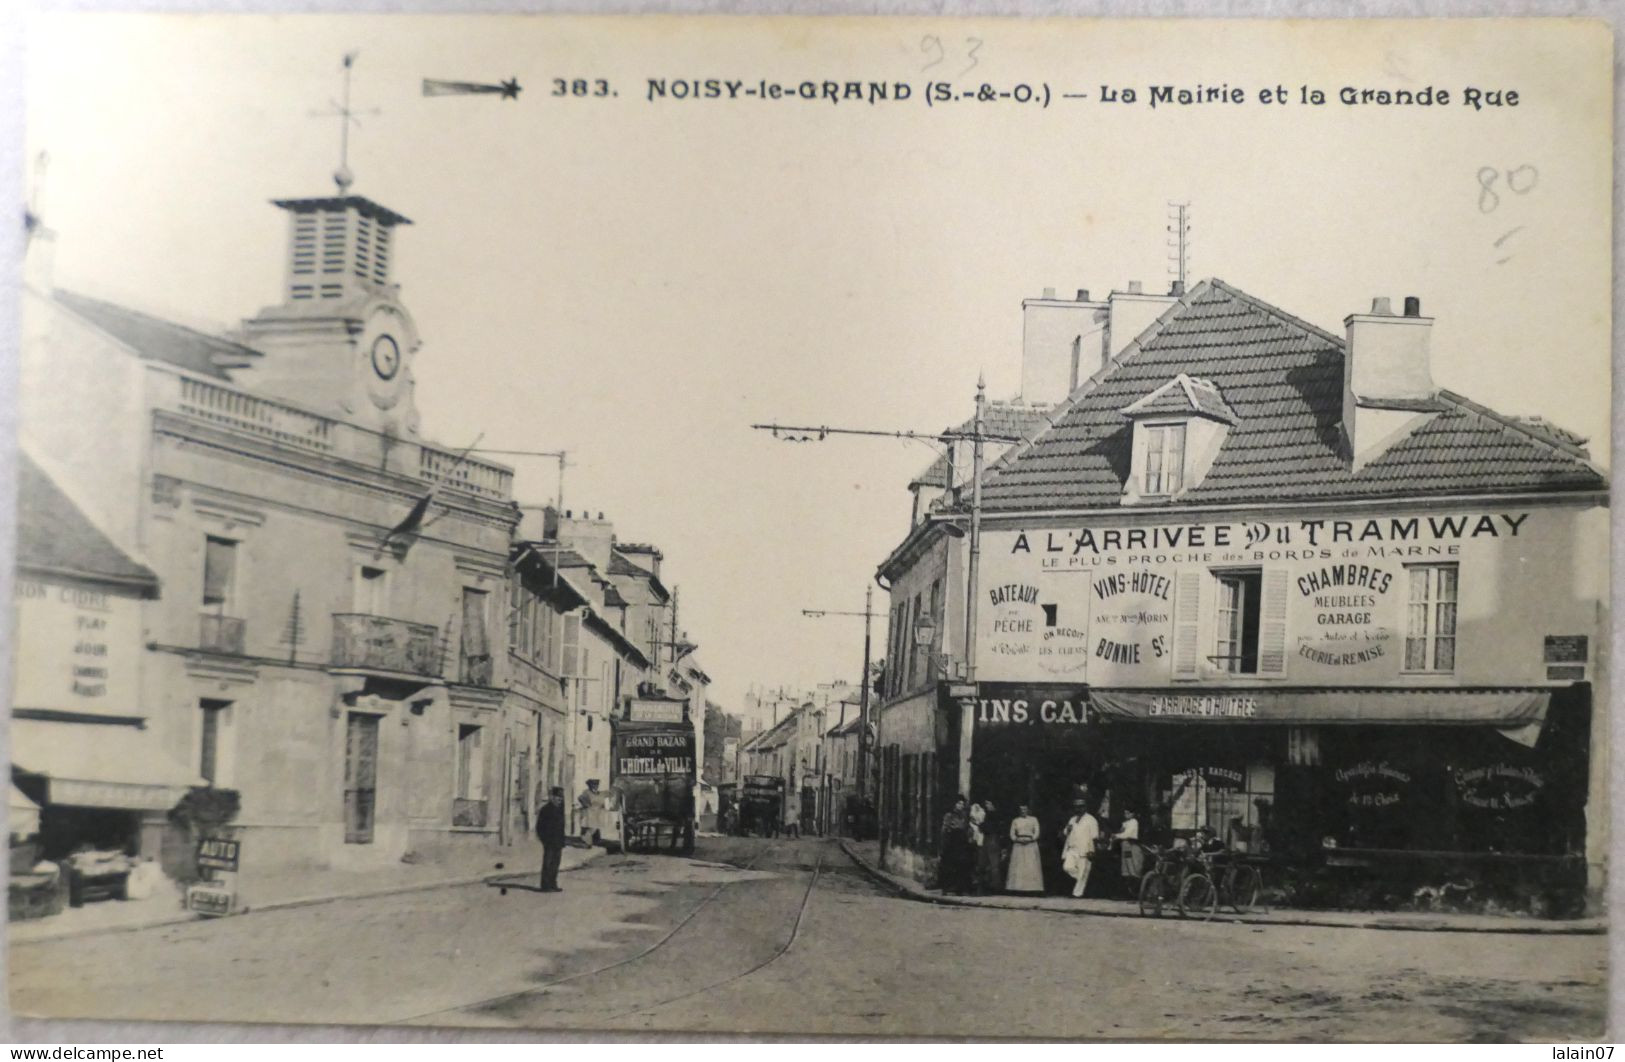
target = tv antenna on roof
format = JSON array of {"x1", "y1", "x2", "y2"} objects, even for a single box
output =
[{"x1": 1167, "y1": 201, "x2": 1191, "y2": 290}]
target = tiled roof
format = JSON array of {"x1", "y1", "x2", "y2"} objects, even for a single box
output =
[
  {"x1": 911, "y1": 400, "x2": 1055, "y2": 489},
  {"x1": 54, "y1": 290, "x2": 261, "y2": 380},
  {"x1": 17, "y1": 453, "x2": 158, "y2": 594},
  {"x1": 981, "y1": 279, "x2": 1606, "y2": 511},
  {"x1": 1121, "y1": 374, "x2": 1237, "y2": 424}
]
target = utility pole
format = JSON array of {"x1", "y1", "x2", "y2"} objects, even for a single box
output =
[
  {"x1": 801, "y1": 582, "x2": 876, "y2": 801},
  {"x1": 964, "y1": 376, "x2": 985, "y2": 683},
  {"x1": 755, "y1": 382, "x2": 1012, "y2": 817}
]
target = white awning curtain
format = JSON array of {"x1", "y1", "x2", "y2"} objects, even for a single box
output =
[
  {"x1": 1089, "y1": 688, "x2": 1551, "y2": 727},
  {"x1": 10, "y1": 784, "x2": 41, "y2": 836},
  {"x1": 11, "y1": 719, "x2": 204, "y2": 811}
]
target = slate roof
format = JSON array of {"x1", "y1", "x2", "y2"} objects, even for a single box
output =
[
  {"x1": 979, "y1": 279, "x2": 1606, "y2": 511},
  {"x1": 608, "y1": 551, "x2": 653, "y2": 578},
  {"x1": 1121, "y1": 374, "x2": 1237, "y2": 424},
  {"x1": 608, "y1": 547, "x2": 670, "y2": 602},
  {"x1": 54, "y1": 290, "x2": 261, "y2": 380},
  {"x1": 911, "y1": 400, "x2": 1056, "y2": 489},
  {"x1": 17, "y1": 453, "x2": 158, "y2": 595}
]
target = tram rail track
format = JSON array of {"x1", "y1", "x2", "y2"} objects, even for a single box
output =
[
  {"x1": 394, "y1": 838, "x2": 821, "y2": 1027},
  {"x1": 601, "y1": 852, "x2": 823, "y2": 1024}
]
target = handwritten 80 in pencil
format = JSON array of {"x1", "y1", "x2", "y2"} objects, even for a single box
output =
[{"x1": 872, "y1": 279, "x2": 1608, "y2": 913}]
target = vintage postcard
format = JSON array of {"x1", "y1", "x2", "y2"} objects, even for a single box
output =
[{"x1": 7, "y1": 13, "x2": 1613, "y2": 1043}]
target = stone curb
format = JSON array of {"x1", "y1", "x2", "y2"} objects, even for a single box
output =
[
  {"x1": 10, "y1": 848, "x2": 605, "y2": 946},
  {"x1": 835, "y1": 839, "x2": 1604, "y2": 936}
]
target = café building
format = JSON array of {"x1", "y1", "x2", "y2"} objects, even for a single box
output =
[{"x1": 874, "y1": 279, "x2": 1609, "y2": 913}]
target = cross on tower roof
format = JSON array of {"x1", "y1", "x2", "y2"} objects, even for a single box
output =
[{"x1": 310, "y1": 51, "x2": 379, "y2": 194}]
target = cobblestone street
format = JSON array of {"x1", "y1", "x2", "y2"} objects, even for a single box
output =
[{"x1": 11, "y1": 836, "x2": 1607, "y2": 1041}]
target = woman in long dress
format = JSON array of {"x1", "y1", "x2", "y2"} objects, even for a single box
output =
[
  {"x1": 1006, "y1": 804, "x2": 1044, "y2": 893},
  {"x1": 1061, "y1": 800, "x2": 1100, "y2": 898},
  {"x1": 938, "y1": 796, "x2": 972, "y2": 895}
]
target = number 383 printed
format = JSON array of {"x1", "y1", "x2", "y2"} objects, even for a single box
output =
[{"x1": 553, "y1": 78, "x2": 615, "y2": 97}]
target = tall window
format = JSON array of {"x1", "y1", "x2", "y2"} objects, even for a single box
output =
[
  {"x1": 455, "y1": 723, "x2": 487, "y2": 828},
  {"x1": 199, "y1": 699, "x2": 230, "y2": 784},
  {"x1": 1214, "y1": 570, "x2": 1262, "y2": 674},
  {"x1": 922, "y1": 578, "x2": 942, "y2": 678},
  {"x1": 202, "y1": 537, "x2": 237, "y2": 613},
  {"x1": 1405, "y1": 563, "x2": 1459, "y2": 671},
  {"x1": 344, "y1": 712, "x2": 380, "y2": 844},
  {"x1": 461, "y1": 587, "x2": 491, "y2": 684},
  {"x1": 354, "y1": 565, "x2": 389, "y2": 615},
  {"x1": 1143, "y1": 423, "x2": 1187, "y2": 495}
]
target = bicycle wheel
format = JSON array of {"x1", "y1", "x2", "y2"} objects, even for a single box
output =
[
  {"x1": 1178, "y1": 873, "x2": 1217, "y2": 920},
  {"x1": 1227, "y1": 864, "x2": 1262, "y2": 913},
  {"x1": 1138, "y1": 870, "x2": 1165, "y2": 918}
]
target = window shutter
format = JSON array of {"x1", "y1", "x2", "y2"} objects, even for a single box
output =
[
  {"x1": 562, "y1": 614, "x2": 581, "y2": 678},
  {"x1": 1172, "y1": 571, "x2": 1202, "y2": 677},
  {"x1": 1258, "y1": 569, "x2": 1289, "y2": 675}
]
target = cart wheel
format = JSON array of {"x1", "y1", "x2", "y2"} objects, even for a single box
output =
[
  {"x1": 1178, "y1": 873, "x2": 1218, "y2": 920},
  {"x1": 1137, "y1": 871, "x2": 1164, "y2": 918},
  {"x1": 1228, "y1": 864, "x2": 1262, "y2": 914}
]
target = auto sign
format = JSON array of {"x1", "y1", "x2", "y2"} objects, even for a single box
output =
[
  {"x1": 186, "y1": 884, "x2": 235, "y2": 917},
  {"x1": 197, "y1": 836, "x2": 240, "y2": 873}
]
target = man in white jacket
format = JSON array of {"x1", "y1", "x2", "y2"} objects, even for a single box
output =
[{"x1": 1060, "y1": 800, "x2": 1100, "y2": 899}]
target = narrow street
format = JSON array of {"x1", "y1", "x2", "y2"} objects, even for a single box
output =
[{"x1": 11, "y1": 836, "x2": 1606, "y2": 1041}]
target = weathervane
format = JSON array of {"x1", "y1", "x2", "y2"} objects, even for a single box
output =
[
  {"x1": 423, "y1": 76, "x2": 522, "y2": 100},
  {"x1": 311, "y1": 52, "x2": 379, "y2": 194}
]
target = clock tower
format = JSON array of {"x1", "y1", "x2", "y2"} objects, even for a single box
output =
[{"x1": 234, "y1": 193, "x2": 422, "y2": 436}]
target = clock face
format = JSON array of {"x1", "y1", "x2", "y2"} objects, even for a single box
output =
[{"x1": 370, "y1": 334, "x2": 401, "y2": 381}]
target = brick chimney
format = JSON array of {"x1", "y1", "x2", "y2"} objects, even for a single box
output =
[{"x1": 1342, "y1": 295, "x2": 1437, "y2": 468}]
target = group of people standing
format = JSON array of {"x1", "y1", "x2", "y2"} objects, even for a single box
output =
[{"x1": 937, "y1": 794, "x2": 1143, "y2": 899}]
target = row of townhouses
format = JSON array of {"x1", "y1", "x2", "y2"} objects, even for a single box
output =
[
  {"x1": 12, "y1": 178, "x2": 715, "y2": 899},
  {"x1": 738, "y1": 683, "x2": 868, "y2": 835},
  {"x1": 871, "y1": 278, "x2": 1610, "y2": 915}
]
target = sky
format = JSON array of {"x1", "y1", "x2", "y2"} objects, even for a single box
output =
[{"x1": 21, "y1": 15, "x2": 1612, "y2": 714}]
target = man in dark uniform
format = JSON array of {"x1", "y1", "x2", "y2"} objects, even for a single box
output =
[{"x1": 536, "y1": 786, "x2": 567, "y2": 892}]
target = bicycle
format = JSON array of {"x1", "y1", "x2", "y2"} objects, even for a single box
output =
[
  {"x1": 1176, "y1": 851, "x2": 1264, "y2": 920},
  {"x1": 1137, "y1": 846, "x2": 1204, "y2": 918}
]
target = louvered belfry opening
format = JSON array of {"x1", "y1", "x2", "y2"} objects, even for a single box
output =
[{"x1": 274, "y1": 195, "x2": 413, "y2": 304}]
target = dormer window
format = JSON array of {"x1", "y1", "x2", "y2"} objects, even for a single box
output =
[
  {"x1": 1143, "y1": 422, "x2": 1186, "y2": 495},
  {"x1": 1120, "y1": 374, "x2": 1237, "y2": 504}
]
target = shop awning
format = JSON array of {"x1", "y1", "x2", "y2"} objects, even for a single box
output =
[
  {"x1": 11, "y1": 719, "x2": 204, "y2": 811},
  {"x1": 1089, "y1": 688, "x2": 1551, "y2": 727}
]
